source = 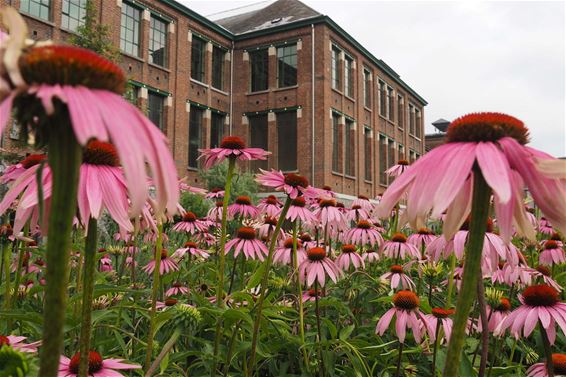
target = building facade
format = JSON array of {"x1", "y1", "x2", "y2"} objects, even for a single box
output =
[{"x1": 1, "y1": 0, "x2": 427, "y2": 198}]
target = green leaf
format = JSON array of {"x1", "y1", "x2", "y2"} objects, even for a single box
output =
[
  {"x1": 246, "y1": 264, "x2": 265, "y2": 289},
  {"x1": 339, "y1": 324, "x2": 355, "y2": 340}
]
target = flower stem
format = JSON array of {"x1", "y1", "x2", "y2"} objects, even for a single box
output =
[
  {"x1": 394, "y1": 341, "x2": 404, "y2": 377},
  {"x1": 292, "y1": 221, "x2": 308, "y2": 369},
  {"x1": 539, "y1": 322, "x2": 554, "y2": 377},
  {"x1": 443, "y1": 170, "x2": 491, "y2": 377},
  {"x1": 446, "y1": 254, "x2": 456, "y2": 308},
  {"x1": 431, "y1": 321, "x2": 441, "y2": 377},
  {"x1": 211, "y1": 158, "x2": 236, "y2": 375},
  {"x1": 39, "y1": 119, "x2": 82, "y2": 377},
  {"x1": 2, "y1": 241, "x2": 12, "y2": 314},
  {"x1": 248, "y1": 196, "x2": 292, "y2": 374},
  {"x1": 477, "y1": 273, "x2": 489, "y2": 377},
  {"x1": 78, "y1": 217, "x2": 98, "y2": 377},
  {"x1": 144, "y1": 224, "x2": 163, "y2": 371},
  {"x1": 145, "y1": 327, "x2": 182, "y2": 377},
  {"x1": 314, "y1": 279, "x2": 325, "y2": 377}
]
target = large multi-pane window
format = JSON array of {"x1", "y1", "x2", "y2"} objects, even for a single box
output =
[
  {"x1": 409, "y1": 103, "x2": 416, "y2": 135},
  {"x1": 363, "y1": 68, "x2": 371, "y2": 108},
  {"x1": 188, "y1": 106, "x2": 203, "y2": 169},
  {"x1": 191, "y1": 37, "x2": 206, "y2": 82},
  {"x1": 332, "y1": 113, "x2": 342, "y2": 173},
  {"x1": 378, "y1": 80, "x2": 387, "y2": 117},
  {"x1": 20, "y1": 0, "x2": 51, "y2": 21},
  {"x1": 387, "y1": 86, "x2": 395, "y2": 121},
  {"x1": 331, "y1": 46, "x2": 341, "y2": 91},
  {"x1": 397, "y1": 94, "x2": 404, "y2": 129},
  {"x1": 345, "y1": 119, "x2": 355, "y2": 176},
  {"x1": 210, "y1": 112, "x2": 225, "y2": 148},
  {"x1": 249, "y1": 115, "x2": 268, "y2": 170},
  {"x1": 149, "y1": 16, "x2": 168, "y2": 67},
  {"x1": 415, "y1": 108, "x2": 422, "y2": 138},
  {"x1": 120, "y1": 2, "x2": 141, "y2": 57},
  {"x1": 379, "y1": 134, "x2": 387, "y2": 185},
  {"x1": 364, "y1": 127, "x2": 372, "y2": 181},
  {"x1": 398, "y1": 144, "x2": 405, "y2": 161},
  {"x1": 61, "y1": 0, "x2": 86, "y2": 31},
  {"x1": 212, "y1": 46, "x2": 225, "y2": 90},
  {"x1": 250, "y1": 49, "x2": 268, "y2": 92},
  {"x1": 344, "y1": 56, "x2": 354, "y2": 98},
  {"x1": 148, "y1": 92, "x2": 165, "y2": 131},
  {"x1": 387, "y1": 139, "x2": 395, "y2": 170},
  {"x1": 277, "y1": 44, "x2": 297, "y2": 88},
  {"x1": 277, "y1": 111, "x2": 297, "y2": 171}
]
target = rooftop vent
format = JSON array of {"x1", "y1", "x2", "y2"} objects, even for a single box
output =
[{"x1": 271, "y1": 17, "x2": 282, "y2": 24}]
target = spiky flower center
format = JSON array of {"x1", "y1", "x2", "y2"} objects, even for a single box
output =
[
  {"x1": 307, "y1": 247, "x2": 326, "y2": 261},
  {"x1": 322, "y1": 185, "x2": 332, "y2": 191},
  {"x1": 69, "y1": 351, "x2": 103, "y2": 374},
  {"x1": 446, "y1": 112, "x2": 529, "y2": 144},
  {"x1": 264, "y1": 217, "x2": 277, "y2": 226},
  {"x1": 20, "y1": 45, "x2": 126, "y2": 94},
  {"x1": 356, "y1": 220, "x2": 371, "y2": 229},
  {"x1": 215, "y1": 201, "x2": 223, "y2": 208},
  {"x1": 184, "y1": 242, "x2": 198, "y2": 249},
  {"x1": 165, "y1": 298, "x2": 178, "y2": 306},
  {"x1": 522, "y1": 285, "x2": 559, "y2": 307},
  {"x1": 283, "y1": 238, "x2": 302, "y2": 249},
  {"x1": 357, "y1": 195, "x2": 369, "y2": 200},
  {"x1": 390, "y1": 265, "x2": 404, "y2": 274},
  {"x1": 393, "y1": 290, "x2": 419, "y2": 310},
  {"x1": 552, "y1": 354, "x2": 566, "y2": 374},
  {"x1": 172, "y1": 282, "x2": 183, "y2": 288},
  {"x1": 211, "y1": 187, "x2": 223, "y2": 193},
  {"x1": 160, "y1": 249, "x2": 169, "y2": 259},
  {"x1": 235, "y1": 196, "x2": 252, "y2": 205},
  {"x1": 319, "y1": 199, "x2": 336, "y2": 208},
  {"x1": 308, "y1": 289, "x2": 321, "y2": 297},
  {"x1": 300, "y1": 233, "x2": 312, "y2": 242},
  {"x1": 265, "y1": 195, "x2": 278, "y2": 205},
  {"x1": 0, "y1": 336, "x2": 10, "y2": 347},
  {"x1": 237, "y1": 227, "x2": 256, "y2": 240},
  {"x1": 82, "y1": 140, "x2": 119, "y2": 166},
  {"x1": 20, "y1": 154, "x2": 47, "y2": 169},
  {"x1": 544, "y1": 240, "x2": 559, "y2": 250},
  {"x1": 352, "y1": 205, "x2": 362, "y2": 210},
  {"x1": 550, "y1": 233, "x2": 562, "y2": 241},
  {"x1": 284, "y1": 173, "x2": 308, "y2": 188},
  {"x1": 220, "y1": 136, "x2": 245, "y2": 149},
  {"x1": 391, "y1": 233, "x2": 407, "y2": 243},
  {"x1": 536, "y1": 265, "x2": 551, "y2": 276},
  {"x1": 432, "y1": 308, "x2": 455, "y2": 318},
  {"x1": 397, "y1": 160, "x2": 409, "y2": 166},
  {"x1": 182, "y1": 212, "x2": 197, "y2": 222},
  {"x1": 292, "y1": 197, "x2": 306, "y2": 207},
  {"x1": 418, "y1": 228, "x2": 432, "y2": 235},
  {"x1": 342, "y1": 244, "x2": 356, "y2": 253},
  {"x1": 495, "y1": 298, "x2": 511, "y2": 312}
]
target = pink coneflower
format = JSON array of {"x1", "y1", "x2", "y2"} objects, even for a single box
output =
[
  {"x1": 313, "y1": 198, "x2": 345, "y2": 229},
  {"x1": 0, "y1": 153, "x2": 46, "y2": 184},
  {"x1": 302, "y1": 288, "x2": 323, "y2": 303},
  {"x1": 529, "y1": 265, "x2": 563, "y2": 292},
  {"x1": 172, "y1": 211, "x2": 207, "y2": 235},
  {"x1": 58, "y1": 351, "x2": 140, "y2": 376},
  {"x1": 172, "y1": 241, "x2": 210, "y2": 260},
  {"x1": 205, "y1": 187, "x2": 225, "y2": 199},
  {"x1": 165, "y1": 282, "x2": 189, "y2": 297},
  {"x1": 335, "y1": 244, "x2": 365, "y2": 271},
  {"x1": 345, "y1": 205, "x2": 371, "y2": 222},
  {"x1": 99, "y1": 253, "x2": 113, "y2": 272},
  {"x1": 286, "y1": 196, "x2": 316, "y2": 224},
  {"x1": 207, "y1": 200, "x2": 224, "y2": 222},
  {"x1": 377, "y1": 112, "x2": 566, "y2": 242},
  {"x1": 539, "y1": 240, "x2": 565, "y2": 266},
  {"x1": 380, "y1": 264, "x2": 416, "y2": 291},
  {"x1": 381, "y1": 233, "x2": 420, "y2": 260},
  {"x1": 257, "y1": 217, "x2": 285, "y2": 240},
  {"x1": 179, "y1": 181, "x2": 207, "y2": 195},
  {"x1": 385, "y1": 160, "x2": 410, "y2": 177},
  {"x1": 257, "y1": 195, "x2": 282, "y2": 217},
  {"x1": 156, "y1": 298, "x2": 180, "y2": 310},
  {"x1": 407, "y1": 228, "x2": 437, "y2": 249},
  {"x1": 527, "y1": 354, "x2": 566, "y2": 377},
  {"x1": 143, "y1": 249, "x2": 179, "y2": 275},
  {"x1": 375, "y1": 290, "x2": 429, "y2": 343},
  {"x1": 273, "y1": 238, "x2": 306, "y2": 266},
  {"x1": 320, "y1": 185, "x2": 336, "y2": 198},
  {"x1": 0, "y1": 335, "x2": 40, "y2": 352},
  {"x1": 198, "y1": 136, "x2": 269, "y2": 169},
  {"x1": 256, "y1": 170, "x2": 310, "y2": 199},
  {"x1": 539, "y1": 217, "x2": 554, "y2": 235},
  {"x1": 225, "y1": 227, "x2": 268, "y2": 261},
  {"x1": 345, "y1": 220, "x2": 384, "y2": 247},
  {"x1": 363, "y1": 249, "x2": 380, "y2": 264},
  {"x1": 485, "y1": 298, "x2": 511, "y2": 333},
  {"x1": 228, "y1": 196, "x2": 259, "y2": 219},
  {"x1": 495, "y1": 285, "x2": 566, "y2": 344},
  {"x1": 299, "y1": 233, "x2": 317, "y2": 250},
  {"x1": 298, "y1": 247, "x2": 342, "y2": 287},
  {"x1": 424, "y1": 308, "x2": 455, "y2": 343},
  {"x1": 351, "y1": 195, "x2": 374, "y2": 212}
]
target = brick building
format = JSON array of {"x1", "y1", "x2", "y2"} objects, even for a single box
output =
[{"x1": 1, "y1": 0, "x2": 427, "y2": 198}]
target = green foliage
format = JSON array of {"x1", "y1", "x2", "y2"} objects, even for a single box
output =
[
  {"x1": 199, "y1": 161, "x2": 259, "y2": 200},
  {"x1": 179, "y1": 192, "x2": 210, "y2": 218},
  {"x1": 0, "y1": 346, "x2": 29, "y2": 377}
]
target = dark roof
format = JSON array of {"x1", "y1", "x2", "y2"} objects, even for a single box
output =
[
  {"x1": 431, "y1": 118, "x2": 450, "y2": 132},
  {"x1": 215, "y1": 0, "x2": 321, "y2": 35}
]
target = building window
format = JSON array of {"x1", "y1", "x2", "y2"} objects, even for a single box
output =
[
  {"x1": 188, "y1": 106, "x2": 203, "y2": 169},
  {"x1": 210, "y1": 112, "x2": 225, "y2": 148},
  {"x1": 397, "y1": 94, "x2": 404, "y2": 129},
  {"x1": 277, "y1": 111, "x2": 297, "y2": 171},
  {"x1": 345, "y1": 119, "x2": 355, "y2": 176},
  {"x1": 147, "y1": 92, "x2": 165, "y2": 131},
  {"x1": 409, "y1": 103, "x2": 416, "y2": 135},
  {"x1": 364, "y1": 127, "x2": 372, "y2": 181},
  {"x1": 20, "y1": 0, "x2": 50, "y2": 21},
  {"x1": 331, "y1": 46, "x2": 341, "y2": 91},
  {"x1": 10, "y1": 120, "x2": 22, "y2": 141},
  {"x1": 120, "y1": 2, "x2": 141, "y2": 57},
  {"x1": 363, "y1": 68, "x2": 371, "y2": 108},
  {"x1": 149, "y1": 16, "x2": 168, "y2": 67},
  {"x1": 344, "y1": 56, "x2": 354, "y2": 98},
  {"x1": 191, "y1": 37, "x2": 206, "y2": 82},
  {"x1": 212, "y1": 46, "x2": 225, "y2": 90},
  {"x1": 332, "y1": 113, "x2": 342, "y2": 173},
  {"x1": 387, "y1": 86, "x2": 395, "y2": 121},
  {"x1": 277, "y1": 44, "x2": 297, "y2": 88},
  {"x1": 415, "y1": 108, "x2": 422, "y2": 139},
  {"x1": 378, "y1": 80, "x2": 387, "y2": 117},
  {"x1": 379, "y1": 134, "x2": 387, "y2": 185},
  {"x1": 250, "y1": 49, "x2": 268, "y2": 92},
  {"x1": 61, "y1": 0, "x2": 86, "y2": 31},
  {"x1": 387, "y1": 138, "x2": 395, "y2": 171},
  {"x1": 409, "y1": 150, "x2": 416, "y2": 163},
  {"x1": 398, "y1": 144, "x2": 405, "y2": 161},
  {"x1": 249, "y1": 115, "x2": 268, "y2": 170}
]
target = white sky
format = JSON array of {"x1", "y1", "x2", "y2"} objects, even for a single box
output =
[{"x1": 182, "y1": 0, "x2": 566, "y2": 157}]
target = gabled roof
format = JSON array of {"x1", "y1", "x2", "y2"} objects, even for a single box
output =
[{"x1": 215, "y1": 0, "x2": 321, "y2": 35}]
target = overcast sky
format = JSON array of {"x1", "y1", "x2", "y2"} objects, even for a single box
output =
[{"x1": 182, "y1": 0, "x2": 566, "y2": 157}]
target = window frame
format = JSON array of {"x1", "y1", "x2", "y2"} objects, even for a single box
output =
[
  {"x1": 378, "y1": 79, "x2": 387, "y2": 117},
  {"x1": 379, "y1": 134, "x2": 388, "y2": 186},
  {"x1": 277, "y1": 44, "x2": 298, "y2": 88},
  {"x1": 210, "y1": 112, "x2": 225, "y2": 148},
  {"x1": 344, "y1": 55, "x2": 354, "y2": 98},
  {"x1": 397, "y1": 93, "x2": 404, "y2": 130},
  {"x1": 331, "y1": 46, "x2": 342, "y2": 91},
  {"x1": 387, "y1": 86, "x2": 395, "y2": 121},
  {"x1": 332, "y1": 112, "x2": 342, "y2": 173},
  {"x1": 363, "y1": 68, "x2": 372, "y2": 109},
  {"x1": 211, "y1": 46, "x2": 225, "y2": 90},
  {"x1": 147, "y1": 91, "x2": 166, "y2": 132},
  {"x1": 249, "y1": 48, "x2": 269, "y2": 92},
  {"x1": 345, "y1": 118, "x2": 356, "y2": 177},
  {"x1": 249, "y1": 114, "x2": 269, "y2": 170},
  {"x1": 191, "y1": 36, "x2": 206, "y2": 82},
  {"x1": 276, "y1": 110, "x2": 298, "y2": 172},
  {"x1": 20, "y1": 0, "x2": 51, "y2": 21},
  {"x1": 188, "y1": 106, "x2": 203, "y2": 169},
  {"x1": 149, "y1": 15, "x2": 168, "y2": 68},
  {"x1": 61, "y1": 0, "x2": 86, "y2": 32},
  {"x1": 363, "y1": 126, "x2": 372, "y2": 182},
  {"x1": 120, "y1": 1, "x2": 142, "y2": 57}
]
